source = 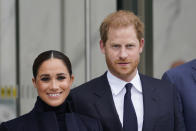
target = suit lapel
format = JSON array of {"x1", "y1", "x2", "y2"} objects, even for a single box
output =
[
  {"x1": 140, "y1": 74, "x2": 159, "y2": 131},
  {"x1": 93, "y1": 72, "x2": 122, "y2": 131},
  {"x1": 191, "y1": 59, "x2": 196, "y2": 83}
]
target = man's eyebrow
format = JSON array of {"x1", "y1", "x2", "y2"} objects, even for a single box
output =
[{"x1": 57, "y1": 73, "x2": 66, "y2": 76}]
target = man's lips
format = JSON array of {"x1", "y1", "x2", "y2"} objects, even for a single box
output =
[{"x1": 117, "y1": 62, "x2": 130, "y2": 66}]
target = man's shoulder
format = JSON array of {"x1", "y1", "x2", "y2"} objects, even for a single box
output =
[
  {"x1": 71, "y1": 73, "x2": 107, "y2": 93},
  {"x1": 140, "y1": 73, "x2": 165, "y2": 83},
  {"x1": 140, "y1": 74, "x2": 173, "y2": 90}
]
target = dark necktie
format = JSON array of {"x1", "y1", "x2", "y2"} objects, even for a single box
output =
[{"x1": 123, "y1": 83, "x2": 138, "y2": 131}]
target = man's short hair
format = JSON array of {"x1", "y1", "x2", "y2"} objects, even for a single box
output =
[{"x1": 99, "y1": 10, "x2": 144, "y2": 45}]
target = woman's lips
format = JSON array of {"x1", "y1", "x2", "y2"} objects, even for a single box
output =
[{"x1": 47, "y1": 92, "x2": 62, "y2": 97}]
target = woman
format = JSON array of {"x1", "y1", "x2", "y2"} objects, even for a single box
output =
[{"x1": 0, "y1": 50, "x2": 102, "y2": 131}]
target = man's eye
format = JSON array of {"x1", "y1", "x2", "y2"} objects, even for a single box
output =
[
  {"x1": 127, "y1": 44, "x2": 134, "y2": 48},
  {"x1": 57, "y1": 76, "x2": 66, "y2": 80},
  {"x1": 112, "y1": 45, "x2": 120, "y2": 48},
  {"x1": 41, "y1": 77, "x2": 50, "y2": 81}
]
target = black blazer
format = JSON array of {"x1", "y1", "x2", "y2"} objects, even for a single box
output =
[
  {"x1": 69, "y1": 72, "x2": 186, "y2": 131},
  {"x1": 0, "y1": 98, "x2": 103, "y2": 131}
]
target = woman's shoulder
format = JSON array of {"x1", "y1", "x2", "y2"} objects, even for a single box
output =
[{"x1": 0, "y1": 111, "x2": 33, "y2": 131}]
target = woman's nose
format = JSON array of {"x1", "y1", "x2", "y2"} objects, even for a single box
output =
[{"x1": 50, "y1": 80, "x2": 58, "y2": 90}]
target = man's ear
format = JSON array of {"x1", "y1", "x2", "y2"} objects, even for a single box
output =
[
  {"x1": 100, "y1": 40, "x2": 105, "y2": 54},
  {"x1": 139, "y1": 38, "x2": 144, "y2": 53}
]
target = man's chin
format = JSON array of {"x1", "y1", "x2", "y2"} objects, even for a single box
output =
[{"x1": 115, "y1": 70, "x2": 136, "y2": 80}]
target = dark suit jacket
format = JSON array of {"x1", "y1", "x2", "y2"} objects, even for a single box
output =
[
  {"x1": 0, "y1": 98, "x2": 103, "y2": 131},
  {"x1": 69, "y1": 72, "x2": 186, "y2": 131},
  {"x1": 162, "y1": 59, "x2": 196, "y2": 131}
]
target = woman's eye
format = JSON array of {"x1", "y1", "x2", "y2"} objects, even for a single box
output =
[
  {"x1": 57, "y1": 76, "x2": 66, "y2": 80},
  {"x1": 41, "y1": 77, "x2": 50, "y2": 81}
]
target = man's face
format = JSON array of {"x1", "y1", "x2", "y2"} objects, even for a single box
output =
[{"x1": 100, "y1": 25, "x2": 144, "y2": 82}]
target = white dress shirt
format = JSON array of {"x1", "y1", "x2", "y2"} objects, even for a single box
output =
[{"x1": 107, "y1": 70, "x2": 143, "y2": 131}]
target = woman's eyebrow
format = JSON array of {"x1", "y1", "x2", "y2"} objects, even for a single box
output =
[{"x1": 40, "y1": 74, "x2": 49, "y2": 77}]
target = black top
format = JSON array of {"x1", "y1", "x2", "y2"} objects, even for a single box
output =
[
  {"x1": 0, "y1": 96, "x2": 103, "y2": 131},
  {"x1": 36, "y1": 97, "x2": 67, "y2": 131}
]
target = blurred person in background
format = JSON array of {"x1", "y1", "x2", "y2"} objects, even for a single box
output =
[
  {"x1": 162, "y1": 59, "x2": 196, "y2": 131},
  {"x1": 170, "y1": 60, "x2": 185, "y2": 69}
]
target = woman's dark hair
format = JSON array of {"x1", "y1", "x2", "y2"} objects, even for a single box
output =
[{"x1": 33, "y1": 50, "x2": 72, "y2": 78}]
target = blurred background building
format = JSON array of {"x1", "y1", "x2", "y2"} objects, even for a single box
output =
[{"x1": 0, "y1": 0, "x2": 196, "y2": 122}]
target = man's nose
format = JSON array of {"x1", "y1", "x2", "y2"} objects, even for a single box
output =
[{"x1": 119, "y1": 47, "x2": 128, "y2": 59}]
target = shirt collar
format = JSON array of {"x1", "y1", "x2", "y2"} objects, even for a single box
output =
[{"x1": 107, "y1": 70, "x2": 142, "y2": 96}]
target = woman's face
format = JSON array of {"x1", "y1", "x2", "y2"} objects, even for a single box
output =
[{"x1": 32, "y1": 58, "x2": 74, "y2": 107}]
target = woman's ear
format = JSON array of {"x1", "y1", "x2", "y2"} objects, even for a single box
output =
[
  {"x1": 32, "y1": 78, "x2": 37, "y2": 88},
  {"x1": 70, "y1": 75, "x2": 74, "y2": 86}
]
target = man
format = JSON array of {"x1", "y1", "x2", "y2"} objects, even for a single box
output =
[
  {"x1": 162, "y1": 59, "x2": 196, "y2": 131},
  {"x1": 70, "y1": 10, "x2": 185, "y2": 131}
]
